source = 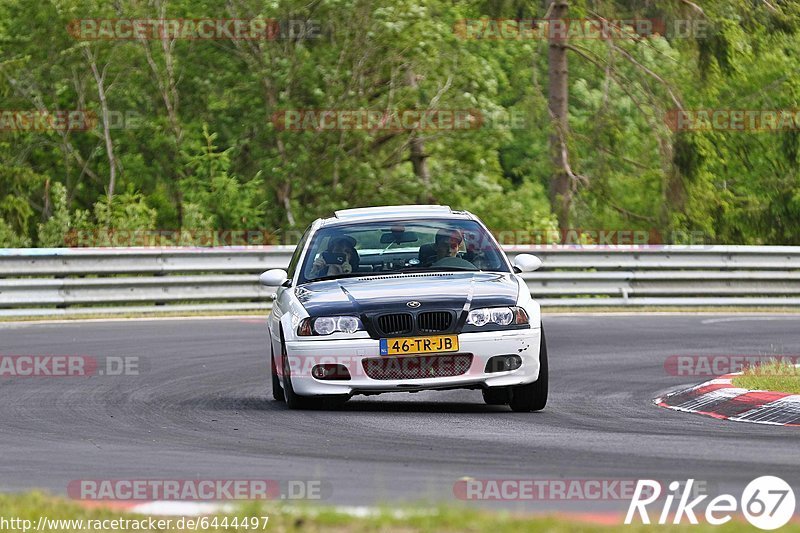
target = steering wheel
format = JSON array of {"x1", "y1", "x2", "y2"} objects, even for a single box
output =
[{"x1": 430, "y1": 256, "x2": 477, "y2": 269}]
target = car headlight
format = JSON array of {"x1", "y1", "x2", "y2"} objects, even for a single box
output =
[
  {"x1": 466, "y1": 306, "x2": 528, "y2": 327},
  {"x1": 298, "y1": 316, "x2": 364, "y2": 336}
]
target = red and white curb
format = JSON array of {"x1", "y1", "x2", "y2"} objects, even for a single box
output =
[
  {"x1": 77, "y1": 501, "x2": 434, "y2": 519},
  {"x1": 654, "y1": 373, "x2": 800, "y2": 426},
  {"x1": 77, "y1": 500, "x2": 233, "y2": 516}
]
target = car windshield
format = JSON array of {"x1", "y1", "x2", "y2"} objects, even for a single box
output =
[{"x1": 298, "y1": 219, "x2": 509, "y2": 283}]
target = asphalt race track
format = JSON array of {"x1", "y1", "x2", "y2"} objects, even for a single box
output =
[{"x1": 2, "y1": 314, "x2": 799, "y2": 514}]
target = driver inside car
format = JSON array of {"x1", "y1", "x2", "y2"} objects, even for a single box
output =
[{"x1": 419, "y1": 228, "x2": 465, "y2": 266}]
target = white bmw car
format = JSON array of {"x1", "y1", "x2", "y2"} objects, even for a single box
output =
[{"x1": 261, "y1": 205, "x2": 547, "y2": 411}]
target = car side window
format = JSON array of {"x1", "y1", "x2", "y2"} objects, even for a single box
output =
[{"x1": 286, "y1": 228, "x2": 311, "y2": 278}]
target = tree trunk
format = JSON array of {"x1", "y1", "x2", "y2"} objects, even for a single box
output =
[
  {"x1": 405, "y1": 69, "x2": 433, "y2": 203},
  {"x1": 409, "y1": 135, "x2": 431, "y2": 201},
  {"x1": 85, "y1": 48, "x2": 117, "y2": 201},
  {"x1": 547, "y1": 0, "x2": 570, "y2": 228}
]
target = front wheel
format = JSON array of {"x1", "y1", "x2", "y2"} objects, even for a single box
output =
[
  {"x1": 281, "y1": 338, "x2": 314, "y2": 410},
  {"x1": 271, "y1": 349, "x2": 285, "y2": 402},
  {"x1": 509, "y1": 325, "x2": 548, "y2": 412}
]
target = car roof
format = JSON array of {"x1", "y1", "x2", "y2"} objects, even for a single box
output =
[{"x1": 320, "y1": 205, "x2": 474, "y2": 226}]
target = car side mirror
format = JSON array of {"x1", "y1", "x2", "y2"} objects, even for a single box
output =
[
  {"x1": 512, "y1": 254, "x2": 542, "y2": 273},
  {"x1": 259, "y1": 269, "x2": 290, "y2": 287}
]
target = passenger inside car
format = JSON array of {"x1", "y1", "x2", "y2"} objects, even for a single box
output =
[{"x1": 310, "y1": 236, "x2": 359, "y2": 278}]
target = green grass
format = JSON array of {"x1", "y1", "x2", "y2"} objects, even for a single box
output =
[
  {"x1": 732, "y1": 360, "x2": 800, "y2": 394},
  {"x1": 1, "y1": 492, "x2": 798, "y2": 532}
]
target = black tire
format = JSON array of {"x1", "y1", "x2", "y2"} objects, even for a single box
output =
[
  {"x1": 271, "y1": 346, "x2": 285, "y2": 402},
  {"x1": 281, "y1": 334, "x2": 312, "y2": 410},
  {"x1": 482, "y1": 387, "x2": 510, "y2": 405},
  {"x1": 280, "y1": 330, "x2": 348, "y2": 410},
  {"x1": 509, "y1": 324, "x2": 548, "y2": 412}
]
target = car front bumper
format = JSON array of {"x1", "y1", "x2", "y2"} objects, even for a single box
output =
[{"x1": 281, "y1": 328, "x2": 541, "y2": 396}]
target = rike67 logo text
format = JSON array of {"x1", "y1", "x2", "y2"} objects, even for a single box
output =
[{"x1": 625, "y1": 477, "x2": 795, "y2": 530}]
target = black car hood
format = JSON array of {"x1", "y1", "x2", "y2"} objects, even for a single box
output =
[{"x1": 294, "y1": 272, "x2": 520, "y2": 316}]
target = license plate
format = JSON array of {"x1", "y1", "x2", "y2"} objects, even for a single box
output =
[{"x1": 379, "y1": 335, "x2": 459, "y2": 356}]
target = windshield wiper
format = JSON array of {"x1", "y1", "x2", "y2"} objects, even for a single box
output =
[
  {"x1": 405, "y1": 266, "x2": 478, "y2": 273},
  {"x1": 309, "y1": 272, "x2": 369, "y2": 282},
  {"x1": 309, "y1": 266, "x2": 483, "y2": 283}
]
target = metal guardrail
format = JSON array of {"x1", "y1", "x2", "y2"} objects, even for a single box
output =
[{"x1": 1, "y1": 246, "x2": 799, "y2": 316}]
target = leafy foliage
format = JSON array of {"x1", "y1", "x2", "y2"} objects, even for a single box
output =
[{"x1": 0, "y1": 0, "x2": 798, "y2": 245}]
